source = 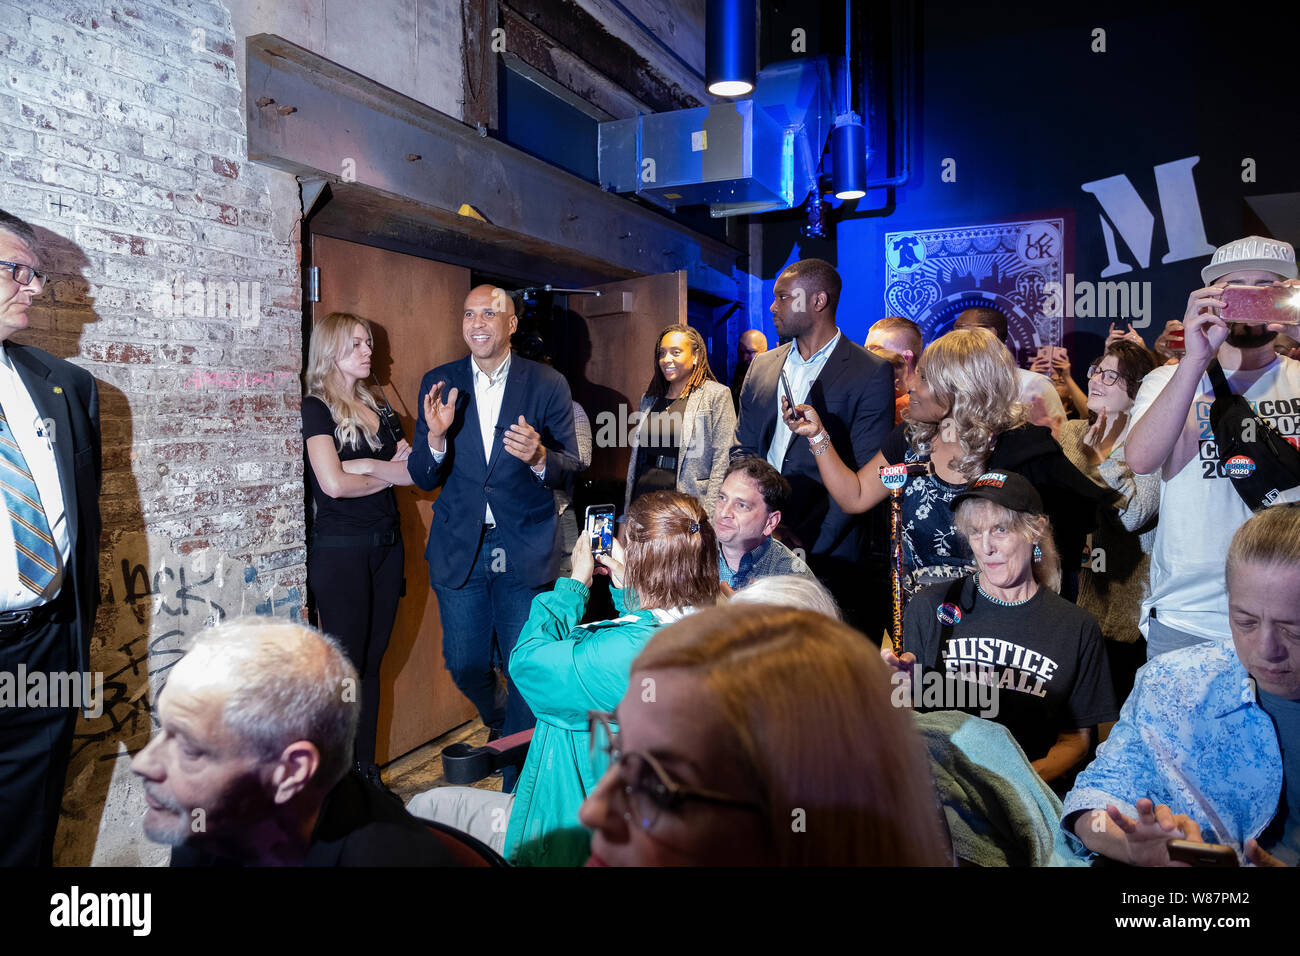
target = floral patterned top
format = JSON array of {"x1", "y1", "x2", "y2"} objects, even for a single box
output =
[
  {"x1": 1062, "y1": 641, "x2": 1285, "y2": 864},
  {"x1": 880, "y1": 423, "x2": 976, "y2": 599}
]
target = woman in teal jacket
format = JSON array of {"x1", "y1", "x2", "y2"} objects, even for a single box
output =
[{"x1": 406, "y1": 490, "x2": 723, "y2": 865}]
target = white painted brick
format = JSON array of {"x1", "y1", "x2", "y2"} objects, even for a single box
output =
[
  {"x1": 98, "y1": 96, "x2": 173, "y2": 137},
  {"x1": 0, "y1": 29, "x2": 66, "y2": 74},
  {"x1": 0, "y1": 122, "x2": 36, "y2": 153},
  {"x1": 40, "y1": 158, "x2": 98, "y2": 192},
  {"x1": 99, "y1": 174, "x2": 174, "y2": 209},
  {"x1": 100, "y1": 126, "x2": 145, "y2": 155},
  {"x1": 27, "y1": 14, "x2": 116, "y2": 66},
  {"x1": 68, "y1": 58, "x2": 150, "y2": 102},
  {"x1": 0, "y1": 4, "x2": 30, "y2": 33}
]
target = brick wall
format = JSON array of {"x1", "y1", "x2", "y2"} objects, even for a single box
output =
[{"x1": 0, "y1": 0, "x2": 305, "y2": 864}]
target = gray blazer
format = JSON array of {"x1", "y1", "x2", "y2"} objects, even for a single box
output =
[{"x1": 624, "y1": 380, "x2": 736, "y2": 517}]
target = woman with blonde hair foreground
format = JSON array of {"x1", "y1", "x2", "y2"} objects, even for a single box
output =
[{"x1": 580, "y1": 604, "x2": 951, "y2": 865}]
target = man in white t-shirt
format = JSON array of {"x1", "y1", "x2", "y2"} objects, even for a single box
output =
[
  {"x1": 1126, "y1": 236, "x2": 1300, "y2": 658},
  {"x1": 954, "y1": 307, "x2": 1068, "y2": 439}
]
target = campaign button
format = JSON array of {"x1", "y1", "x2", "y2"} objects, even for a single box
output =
[
  {"x1": 1225, "y1": 455, "x2": 1256, "y2": 479},
  {"x1": 880, "y1": 463, "x2": 910, "y2": 490},
  {"x1": 936, "y1": 602, "x2": 963, "y2": 626}
]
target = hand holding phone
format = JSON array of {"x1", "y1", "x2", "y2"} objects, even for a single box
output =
[
  {"x1": 1105, "y1": 798, "x2": 1211, "y2": 867},
  {"x1": 780, "y1": 371, "x2": 803, "y2": 420},
  {"x1": 596, "y1": 537, "x2": 626, "y2": 589}
]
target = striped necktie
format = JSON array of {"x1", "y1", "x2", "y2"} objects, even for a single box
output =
[{"x1": 0, "y1": 402, "x2": 58, "y2": 593}]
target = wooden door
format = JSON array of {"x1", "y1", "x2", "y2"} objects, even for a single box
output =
[
  {"x1": 311, "y1": 235, "x2": 475, "y2": 763},
  {"x1": 568, "y1": 271, "x2": 687, "y2": 484}
]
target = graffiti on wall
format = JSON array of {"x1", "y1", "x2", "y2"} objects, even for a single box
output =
[{"x1": 55, "y1": 531, "x2": 304, "y2": 866}]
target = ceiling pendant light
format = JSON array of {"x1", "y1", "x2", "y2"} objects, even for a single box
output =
[{"x1": 706, "y1": 0, "x2": 756, "y2": 97}]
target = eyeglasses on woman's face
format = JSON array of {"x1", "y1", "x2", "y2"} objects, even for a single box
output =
[
  {"x1": 586, "y1": 710, "x2": 764, "y2": 835},
  {"x1": 1086, "y1": 364, "x2": 1127, "y2": 387}
]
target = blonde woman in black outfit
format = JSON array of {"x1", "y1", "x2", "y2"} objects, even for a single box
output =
[{"x1": 302, "y1": 312, "x2": 413, "y2": 787}]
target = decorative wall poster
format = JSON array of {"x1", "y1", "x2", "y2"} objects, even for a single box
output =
[{"x1": 883, "y1": 218, "x2": 1066, "y2": 364}]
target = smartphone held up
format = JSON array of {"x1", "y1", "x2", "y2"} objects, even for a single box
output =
[
  {"x1": 1219, "y1": 284, "x2": 1300, "y2": 325},
  {"x1": 780, "y1": 370, "x2": 804, "y2": 420},
  {"x1": 584, "y1": 504, "x2": 615, "y2": 558}
]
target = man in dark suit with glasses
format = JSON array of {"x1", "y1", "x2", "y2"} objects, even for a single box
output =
[{"x1": 0, "y1": 208, "x2": 102, "y2": 866}]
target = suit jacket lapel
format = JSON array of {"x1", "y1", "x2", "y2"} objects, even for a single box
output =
[
  {"x1": 456, "y1": 356, "x2": 485, "y2": 472},
  {"x1": 759, "y1": 342, "x2": 793, "y2": 448},
  {"x1": 486, "y1": 355, "x2": 526, "y2": 477},
  {"x1": 678, "y1": 388, "x2": 701, "y2": 464},
  {"x1": 6, "y1": 345, "x2": 78, "y2": 544},
  {"x1": 806, "y1": 335, "x2": 851, "y2": 409}
]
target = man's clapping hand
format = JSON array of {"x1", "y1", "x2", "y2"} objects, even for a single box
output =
[
  {"x1": 504, "y1": 415, "x2": 546, "y2": 470},
  {"x1": 422, "y1": 382, "x2": 458, "y2": 451}
]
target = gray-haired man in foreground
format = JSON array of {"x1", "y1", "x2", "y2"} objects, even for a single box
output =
[{"x1": 133, "y1": 617, "x2": 465, "y2": 866}]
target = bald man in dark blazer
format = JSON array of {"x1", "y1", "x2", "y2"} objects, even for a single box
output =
[
  {"x1": 732, "y1": 259, "x2": 894, "y2": 628},
  {"x1": 407, "y1": 286, "x2": 579, "y2": 755}
]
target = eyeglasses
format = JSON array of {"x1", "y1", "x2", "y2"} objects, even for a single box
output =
[
  {"x1": 0, "y1": 261, "x2": 47, "y2": 287},
  {"x1": 1086, "y1": 364, "x2": 1128, "y2": 387},
  {"x1": 587, "y1": 710, "x2": 764, "y2": 833}
]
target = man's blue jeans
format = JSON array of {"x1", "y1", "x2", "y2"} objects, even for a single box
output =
[{"x1": 434, "y1": 526, "x2": 543, "y2": 744}]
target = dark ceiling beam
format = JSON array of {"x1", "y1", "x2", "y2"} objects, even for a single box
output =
[
  {"x1": 501, "y1": 8, "x2": 650, "y2": 119},
  {"x1": 461, "y1": 0, "x2": 500, "y2": 132},
  {"x1": 500, "y1": 0, "x2": 703, "y2": 114},
  {"x1": 245, "y1": 34, "x2": 742, "y2": 300}
]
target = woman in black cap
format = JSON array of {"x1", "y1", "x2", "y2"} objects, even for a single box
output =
[{"x1": 884, "y1": 470, "x2": 1118, "y2": 792}]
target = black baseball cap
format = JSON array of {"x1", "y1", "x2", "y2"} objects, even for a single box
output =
[{"x1": 950, "y1": 471, "x2": 1043, "y2": 515}]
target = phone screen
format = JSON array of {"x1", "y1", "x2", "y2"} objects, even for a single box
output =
[
  {"x1": 1221, "y1": 285, "x2": 1298, "y2": 324},
  {"x1": 584, "y1": 505, "x2": 615, "y2": 557}
]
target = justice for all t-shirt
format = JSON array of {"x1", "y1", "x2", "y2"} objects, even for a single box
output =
[
  {"x1": 1130, "y1": 357, "x2": 1300, "y2": 642},
  {"x1": 902, "y1": 575, "x2": 1117, "y2": 762}
]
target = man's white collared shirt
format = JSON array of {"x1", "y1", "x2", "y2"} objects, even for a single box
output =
[
  {"x1": 0, "y1": 346, "x2": 69, "y2": 610},
  {"x1": 431, "y1": 353, "x2": 513, "y2": 525},
  {"x1": 766, "y1": 330, "x2": 841, "y2": 469},
  {"x1": 470, "y1": 352, "x2": 510, "y2": 526}
]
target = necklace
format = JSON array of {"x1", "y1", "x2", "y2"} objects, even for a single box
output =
[{"x1": 976, "y1": 574, "x2": 1035, "y2": 607}]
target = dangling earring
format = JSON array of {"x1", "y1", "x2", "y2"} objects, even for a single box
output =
[{"x1": 1033, "y1": 541, "x2": 1042, "y2": 562}]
